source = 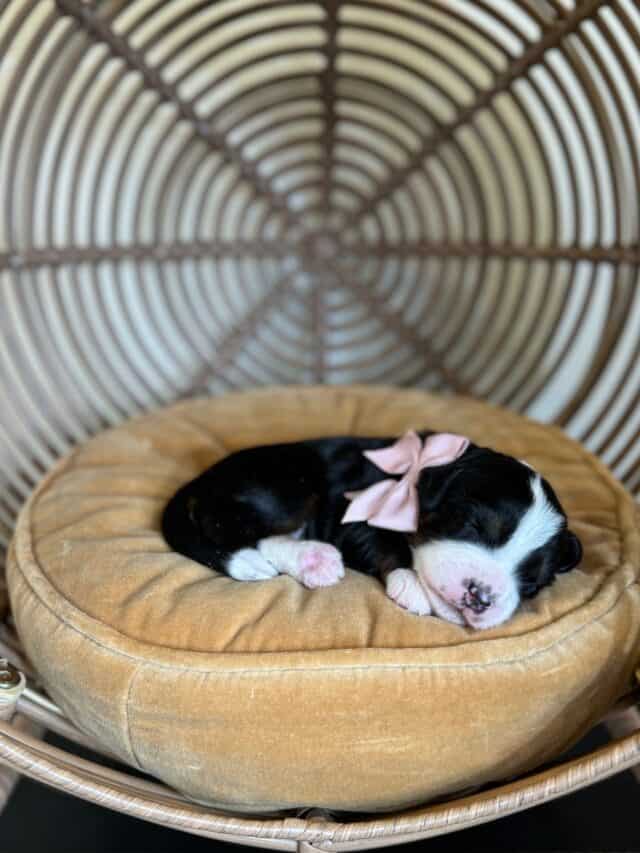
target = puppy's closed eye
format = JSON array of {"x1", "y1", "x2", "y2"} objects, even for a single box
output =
[{"x1": 468, "y1": 512, "x2": 512, "y2": 547}]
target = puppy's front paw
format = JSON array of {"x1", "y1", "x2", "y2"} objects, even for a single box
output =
[
  {"x1": 227, "y1": 548, "x2": 279, "y2": 581},
  {"x1": 297, "y1": 542, "x2": 345, "y2": 589},
  {"x1": 386, "y1": 568, "x2": 432, "y2": 615}
]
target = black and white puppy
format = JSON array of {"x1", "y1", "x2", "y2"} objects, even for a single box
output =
[{"x1": 162, "y1": 433, "x2": 582, "y2": 629}]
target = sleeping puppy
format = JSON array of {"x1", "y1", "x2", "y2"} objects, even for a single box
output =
[{"x1": 162, "y1": 431, "x2": 582, "y2": 630}]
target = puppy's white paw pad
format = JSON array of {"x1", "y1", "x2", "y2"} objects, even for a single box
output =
[
  {"x1": 228, "y1": 548, "x2": 278, "y2": 581},
  {"x1": 386, "y1": 569, "x2": 431, "y2": 615},
  {"x1": 298, "y1": 543, "x2": 344, "y2": 589}
]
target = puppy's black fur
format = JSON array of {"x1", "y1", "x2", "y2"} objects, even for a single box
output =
[{"x1": 162, "y1": 434, "x2": 582, "y2": 600}]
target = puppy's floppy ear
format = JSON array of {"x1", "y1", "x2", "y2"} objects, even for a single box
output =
[{"x1": 556, "y1": 529, "x2": 582, "y2": 573}]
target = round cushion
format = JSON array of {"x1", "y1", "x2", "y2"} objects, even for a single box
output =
[{"x1": 7, "y1": 386, "x2": 640, "y2": 813}]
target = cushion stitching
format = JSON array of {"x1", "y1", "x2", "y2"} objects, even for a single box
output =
[{"x1": 123, "y1": 663, "x2": 143, "y2": 769}]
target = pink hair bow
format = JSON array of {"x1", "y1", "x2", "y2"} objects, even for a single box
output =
[{"x1": 341, "y1": 431, "x2": 470, "y2": 532}]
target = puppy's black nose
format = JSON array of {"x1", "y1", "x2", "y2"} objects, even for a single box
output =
[{"x1": 462, "y1": 578, "x2": 493, "y2": 613}]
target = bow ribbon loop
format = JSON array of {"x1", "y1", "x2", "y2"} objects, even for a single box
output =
[{"x1": 341, "y1": 431, "x2": 470, "y2": 532}]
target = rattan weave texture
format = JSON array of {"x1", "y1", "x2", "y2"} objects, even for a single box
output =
[{"x1": 1, "y1": 0, "x2": 640, "y2": 846}]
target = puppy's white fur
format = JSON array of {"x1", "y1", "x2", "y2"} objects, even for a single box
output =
[
  {"x1": 257, "y1": 535, "x2": 345, "y2": 588},
  {"x1": 410, "y1": 474, "x2": 563, "y2": 628},
  {"x1": 386, "y1": 568, "x2": 432, "y2": 615},
  {"x1": 412, "y1": 543, "x2": 519, "y2": 628},
  {"x1": 494, "y1": 474, "x2": 563, "y2": 567},
  {"x1": 228, "y1": 548, "x2": 279, "y2": 581}
]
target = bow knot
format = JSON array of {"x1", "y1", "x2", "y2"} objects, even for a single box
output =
[{"x1": 341, "y1": 431, "x2": 470, "y2": 532}]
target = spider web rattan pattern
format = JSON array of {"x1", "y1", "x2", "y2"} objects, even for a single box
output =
[{"x1": 0, "y1": 0, "x2": 639, "y2": 553}]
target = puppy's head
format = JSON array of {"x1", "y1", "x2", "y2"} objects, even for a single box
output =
[{"x1": 410, "y1": 444, "x2": 582, "y2": 629}]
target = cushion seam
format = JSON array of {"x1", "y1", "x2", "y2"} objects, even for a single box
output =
[{"x1": 123, "y1": 663, "x2": 143, "y2": 769}]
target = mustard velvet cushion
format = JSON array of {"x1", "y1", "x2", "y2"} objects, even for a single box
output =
[{"x1": 7, "y1": 386, "x2": 640, "y2": 813}]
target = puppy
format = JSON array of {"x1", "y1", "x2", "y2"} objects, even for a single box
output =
[{"x1": 162, "y1": 431, "x2": 582, "y2": 629}]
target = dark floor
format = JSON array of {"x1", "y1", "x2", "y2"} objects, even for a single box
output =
[{"x1": 2, "y1": 727, "x2": 638, "y2": 853}]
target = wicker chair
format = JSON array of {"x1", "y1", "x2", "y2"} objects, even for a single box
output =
[{"x1": 1, "y1": 0, "x2": 639, "y2": 848}]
